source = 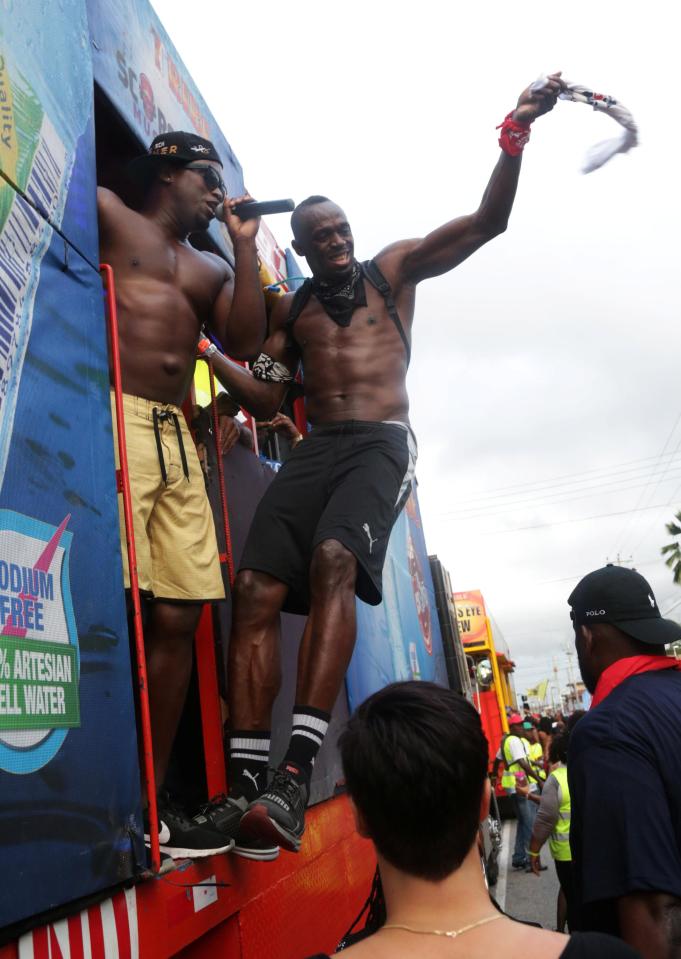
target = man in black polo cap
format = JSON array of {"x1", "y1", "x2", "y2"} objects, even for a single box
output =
[
  {"x1": 98, "y1": 132, "x2": 267, "y2": 859},
  {"x1": 567, "y1": 564, "x2": 681, "y2": 958}
]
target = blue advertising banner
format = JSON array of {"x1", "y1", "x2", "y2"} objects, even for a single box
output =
[
  {"x1": 0, "y1": 0, "x2": 99, "y2": 267},
  {"x1": 0, "y1": 193, "x2": 143, "y2": 929},
  {"x1": 345, "y1": 487, "x2": 449, "y2": 712},
  {"x1": 0, "y1": 40, "x2": 142, "y2": 923},
  {"x1": 87, "y1": 0, "x2": 245, "y2": 259}
]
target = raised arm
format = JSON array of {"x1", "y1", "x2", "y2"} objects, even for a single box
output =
[
  {"x1": 394, "y1": 74, "x2": 563, "y2": 286},
  {"x1": 202, "y1": 294, "x2": 299, "y2": 420},
  {"x1": 208, "y1": 196, "x2": 267, "y2": 360}
]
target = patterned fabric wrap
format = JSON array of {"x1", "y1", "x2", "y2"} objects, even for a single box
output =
[
  {"x1": 252, "y1": 352, "x2": 295, "y2": 383},
  {"x1": 530, "y1": 76, "x2": 639, "y2": 173},
  {"x1": 310, "y1": 260, "x2": 366, "y2": 328}
]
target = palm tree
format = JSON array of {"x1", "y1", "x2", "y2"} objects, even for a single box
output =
[{"x1": 661, "y1": 511, "x2": 681, "y2": 584}]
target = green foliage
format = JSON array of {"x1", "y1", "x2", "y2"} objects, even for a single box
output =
[{"x1": 662, "y1": 511, "x2": 681, "y2": 585}]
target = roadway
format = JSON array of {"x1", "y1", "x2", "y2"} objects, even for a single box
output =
[{"x1": 493, "y1": 820, "x2": 561, "y2": 931}]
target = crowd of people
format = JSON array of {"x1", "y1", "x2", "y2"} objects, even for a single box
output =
[
  {"x1": 485, "y1": 565, "x2": 681, "y2": 959},
  {"x1": 98, "y1": 68, "x2": 681, "y2": 958}
]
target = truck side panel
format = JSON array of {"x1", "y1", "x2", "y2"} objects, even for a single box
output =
[{"x1": 0, "y1": 1, "x2": 142, "y2": 929}]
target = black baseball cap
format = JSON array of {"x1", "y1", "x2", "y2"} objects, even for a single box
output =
[
  {"x1": 568, "y1": 564, "x2": 681, "y2": 646},
  {"x1": 128, "y1": 132, "x2": 222, "y2": 184}
]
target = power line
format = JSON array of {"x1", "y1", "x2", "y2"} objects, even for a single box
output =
[
  {"x1": 515, "y1": 658, "x2": 575, "y2": 677},
  {"x1": 537, "y1": 555, "x2": 663, "y2": 585},
  {"x1": 441, "y1": 469, "x2": 681, "y2": 521},
  {"x1": 625, "y1": 475, "x2": 681, "y2": 557},
  {"x1": 663, "y1": 596, "x2": 681, "y2": 617},
  {"x1": 611, "y1": 407, "x2": 681, "y2": 558},
  {"x1": 514, "y1": 654, "x2": 572, "y2": 671},
  {"x1": 473, "y1": 502, "x2": 671, "y2": 536},
  {"x1": 450, "y1": 452, "x2": 681, "y2": 509}
]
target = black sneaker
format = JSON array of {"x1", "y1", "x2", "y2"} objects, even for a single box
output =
[
  {"x1": 239, "y1": 765, "x2": 309, "y2": 853},
  {"x1": 195, "y1": 794, "x2": 279, "y2": 862},
  {"x1": 145, "y1": 797, "x2": 234, "y2": 859}
]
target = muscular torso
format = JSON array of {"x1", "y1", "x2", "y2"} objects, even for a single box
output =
[
  {"x1": 288, "y1": 262, "x2": 415, "y2": 425},
  {"x1": 98, "y1": 191, "x2": 230, "y2": 405}
]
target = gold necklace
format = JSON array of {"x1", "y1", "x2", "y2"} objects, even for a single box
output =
[{"x1": 383, "y1": 913, "x2": 503, "y2": 939}]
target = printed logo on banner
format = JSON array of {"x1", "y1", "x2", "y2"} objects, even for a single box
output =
[
  {"x1": 0, "y1": 509, "x2": 80, "y2": 774},
  {"x1": 0, "y1": 52, "x2": 70, "y2": 485}
]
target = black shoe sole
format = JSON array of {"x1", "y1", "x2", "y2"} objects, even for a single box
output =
[{"x1": 239, "y1": 803, "x2": 302, "y2": 853}]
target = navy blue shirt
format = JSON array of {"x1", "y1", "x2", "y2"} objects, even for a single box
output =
[{"x1": 569, "y1": 669, "x2": 681, "y2": 936}]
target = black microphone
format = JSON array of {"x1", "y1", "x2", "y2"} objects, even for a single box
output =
[{"x1": 216, "y1": 198, "x2": 295, "y2": 221}]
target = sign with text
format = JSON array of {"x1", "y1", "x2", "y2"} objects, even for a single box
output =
[
  {"x1": 0, "y1": 511, "x2": 80, "y2": 763},
  {"x1": 453, "y1": 589, "x2": 489, "y2": 645}
]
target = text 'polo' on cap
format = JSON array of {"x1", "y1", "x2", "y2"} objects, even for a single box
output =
[{"x1": 568, "y1": 564, "x2": 681, "y2": 646}]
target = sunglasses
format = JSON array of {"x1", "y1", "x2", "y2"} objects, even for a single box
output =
[{"x1": 185, "y1": 163, "x2": 226, "y2": 198}]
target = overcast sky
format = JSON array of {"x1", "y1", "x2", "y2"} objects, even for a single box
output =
[{"x1": 153, "y1": 0, "x2": 681, "y2": 700}]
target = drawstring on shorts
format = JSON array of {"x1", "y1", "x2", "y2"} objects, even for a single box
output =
[{"x1": 152, "y1": 407, "x2": 190, "y2": 485}]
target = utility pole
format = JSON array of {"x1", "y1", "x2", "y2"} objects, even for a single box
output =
[
  {"x1": 565, "y1": 645, "x2": 576, "y2": 710},
  {"x1": 606, "y1": 552, "x2": 633, "y2": 567},
  {"x1": 552, "y1": 657, "x2": 559, "y2": 711},
  {"x1": 565, "y1": 646, "x2": 575, "y2": 689}
]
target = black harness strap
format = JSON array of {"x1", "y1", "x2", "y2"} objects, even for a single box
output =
[
  {"x1": 284, "y1": 280, "x2": 313, "y2": 334},
  {"x1": 285, "y1": 259, "x2": 411, "y2": 366},
  {"x1": 361, "y1": 259, "x2": 411, "y2": 366}
]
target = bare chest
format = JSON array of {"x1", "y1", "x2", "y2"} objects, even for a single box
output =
[
  {"x1": 292, "y1": 288, "x2": 410, "y2": 364},
  {"x1": 101, "y1": 213, "x2": 223, "y2": 315}
]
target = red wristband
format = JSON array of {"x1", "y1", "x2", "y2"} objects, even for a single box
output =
[{"x1": 497, "y1": 112, "x2": 532, "y2": 157}]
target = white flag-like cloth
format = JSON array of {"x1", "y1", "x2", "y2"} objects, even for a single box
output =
[{"x1": 530, "y1": 77, "x2": 639, "y2": 173}]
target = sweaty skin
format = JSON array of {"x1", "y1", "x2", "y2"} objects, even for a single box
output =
[
  {"x1": 98, "y1": 160, "x2": 265, "y2": 406},
  {"x1": 279, "y1": 250, "x2": 413, "y2": 424},
  {"x1": 97, "y1": 159, "x2": 266, "y2": 794}
]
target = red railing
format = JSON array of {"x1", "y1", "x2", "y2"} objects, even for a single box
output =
[
  {"x1": 101, "y1": 267, "x2": 294, "y2": 854},
  {"x1": 100, "y1": 263, "x2": 160, "y2": 873}
]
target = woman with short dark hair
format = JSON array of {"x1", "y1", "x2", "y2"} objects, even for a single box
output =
[{"x1": 305, "y1": 682, "x2": 639, "y2": 958}]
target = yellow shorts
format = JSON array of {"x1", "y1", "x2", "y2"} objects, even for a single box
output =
[{"x1": 111, "y1": 392, "x2": 225, "y2": 602}]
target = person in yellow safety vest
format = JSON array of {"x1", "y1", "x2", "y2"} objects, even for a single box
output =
[
  {"x1": 493, "y1": 714, "x2": 544, "y2": 870},
  {"x1": 527, "y1": 729, "x2": 577, "y2": 932},
  {"x1": 524, "y1": 720, "x2": 547, "y2": 783}
]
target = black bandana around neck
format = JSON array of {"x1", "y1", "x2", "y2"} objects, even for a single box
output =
[{"x1": 310, "y1": 260, "x2": 366, "y2": 327}]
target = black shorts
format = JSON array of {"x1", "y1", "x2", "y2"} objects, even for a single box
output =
[{"x1": 239, "y1": 420, "x2": 417, "y2": 615}]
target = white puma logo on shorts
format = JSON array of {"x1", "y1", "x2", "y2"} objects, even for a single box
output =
[{"x1": 362, "y1": 523, "x2": 377, "y2": 553}]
